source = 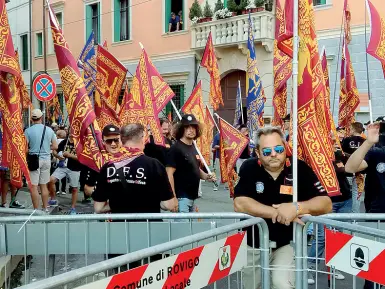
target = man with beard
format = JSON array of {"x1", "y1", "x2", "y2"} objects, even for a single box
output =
[
  {"x1": 234, "y1": 126, "x2": 332, "y2": 289},
  {"x1": 144, "y1": 118, "x2": 173, "y2": 165},
  {"x1": 166, "y1": 114, "x2": 216, "y2": 213}
]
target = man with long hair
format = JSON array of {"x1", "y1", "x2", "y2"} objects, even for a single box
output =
[{"x1": 166, "y1": 114, "x2": 216, "y2": 213}]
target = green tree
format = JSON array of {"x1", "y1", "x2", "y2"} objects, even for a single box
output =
[
  {"x1": 189, "y1": 0, "x2": 203, "y2": 20},
  {"x1": 214, "y1": 0, "x2": 224, "y2": 12},
  {"x1": 254, "y1": 0, "x2": 265, "y2": 7},
  {"x1": 227, "y1": 0, "x2": 248, "y2": 13},
  {"x1": 203, "y1": 1, "x2": 213, "y2": 17}
]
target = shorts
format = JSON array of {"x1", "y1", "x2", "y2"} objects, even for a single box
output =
[
  {"x1": 52, "y1": 167, "x2": 80, "y2": 188},
  {"x1": 0, "y1": 170, "x2": 10, "y2": 181},
  {"x1": 30, "y1": 159, "x2": 51, "y2": 186}
]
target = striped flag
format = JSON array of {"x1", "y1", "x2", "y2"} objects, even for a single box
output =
[{"x1": 246, "y1": 13, "x2": 266, "y2": 137}]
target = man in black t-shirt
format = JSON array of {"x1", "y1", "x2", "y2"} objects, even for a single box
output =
[
  {"x1": 342, "y1": 122, "x2": 366, "y2": 213},
  {"x1": 234, "y1": 126, "x2": 331, "y2": 289},
  {"x1": 166, "y1": 114, "x2": 216, "y2": 214},
  {"x1": 92, "y1": 123, "x2": 177, "y2": 214},
  {"x1": 144, "y1": 118, "x2": 173, "y2": 166},
  {"x1": 49, "y1": 136, "x2": 82, "y2": 214}
]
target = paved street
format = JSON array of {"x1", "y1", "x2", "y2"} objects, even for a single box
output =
[{"x1": 1, "y1": 183, "x2": 370, "y2": 288}]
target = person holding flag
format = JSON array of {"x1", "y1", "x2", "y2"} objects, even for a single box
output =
[{"x1": 234, "y1": 127, "x2": 332, "y2": 289}]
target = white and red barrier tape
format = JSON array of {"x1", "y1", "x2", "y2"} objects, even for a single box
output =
[
  {"x1": 325, "y1": 228, "x2": 385, "y2": 285},
  {"x1": 76, "y1": 232, "x2": 247, "y2": 289}
]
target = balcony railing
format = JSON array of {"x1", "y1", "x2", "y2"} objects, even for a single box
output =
[{"x1": 191, "y1": 11, "x2": 274, "y2": 52}]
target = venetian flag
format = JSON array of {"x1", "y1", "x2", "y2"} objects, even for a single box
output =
[
  {"x1": 277, "y1": 0, "x2": 293, "y2": 58},
  {"x1": 200, "y1": 32, "x2": 223, "y2": 110},
  {"x1": 366, "y1": 0, "x2": 385, "y2": 78},
  {"x1": 233, "y1": 81, "x2": 243, "y2": 127},
  {"x1": 48, "y1": 3, "x2": 106, "y2": 171},
  {"x1": 14, "y1": 50, "x2": 31, "y2": 110},
  {"x1": 338, "y1": 40, "x2": 360, "y2": 134},
  {"x1": 120, "y1": 47, "x2": 175, "y2": 146},
  {"x1": 218, "y1": 117, "x2": 249, "y2": 198},
  {"x1": 78, "y1": 32, "x2": 96, "y2": 97},
  {"x1": 321, "y1": 48, "x2": 342, "y2": 151},
  {"x1": 0, "y1": 0, "x2": 31, "y2": 188},
  {"x1": 205, "y1": 105, "x2": 216, "y2": 166},
  {"x1": 273, "y1": 0, "x2": 292, "y2": 127},
  {"x1": 291, "y1": 0, "x2": 340, "y2": 196},
  {"x1": 47, "y1": 96, "x2": 62, "y2": 122},
  {"x1": 246, "y1": 13, "x2": 266, "y2": 137}
]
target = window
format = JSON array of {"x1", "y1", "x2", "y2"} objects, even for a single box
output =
[
  {"x1": 164, "y1": 0, "x2": 184, "y2": 33},
  {"x1": 36, "y1": 33, "x2": 43, "y2": 56},
  {"x1": 86, "y1": 3, "x2": 100, "y2": 43},
  {"x1": 165, "y1": 84, "x2": 185, "y2": 120},
  {"x1": 56, "y1": 12, "x2": 63, "y2": 28},
  {"x1": 313, "y1": 0, "x2": 326, "y2": 5},
  {"x1": 114, "y1": 0, "x2": 130, "y2": 42},
  {"x1": 20, "y1": 34, "x2": 28, "y2": 70}
]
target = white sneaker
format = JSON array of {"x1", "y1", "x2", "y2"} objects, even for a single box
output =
[
  {"x1": 61, "y1": 191, "x2": 67, "y2": 195},
  {"x1": 334, "y1": 270, "x2": 345, "y2": 280},
  {"x1": 308, "y1": 271, "x2": 315, "y2": 285},
  {"x1": 198, "y1": 191, "x2": 203, "y2": 198},
  {"x1": 213, "y1": 186, "x2": 218, "y2": 191}
]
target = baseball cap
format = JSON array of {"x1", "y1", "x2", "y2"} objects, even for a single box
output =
[
  {"x1": 31, "y1": 109, "x2": 43, "y2": 119},
  {"x1": 282, "y1": 114, "x2": 290, "y2": 122},
  {"x1": 181, "y1": 114, "x2": 199, "y2": 126},
  {"x1": 376, "y1": 116, "x2": 385, "y2": 122},
  {"x1": 102, "y1": 124, "x2": 120, "y2": 137}
]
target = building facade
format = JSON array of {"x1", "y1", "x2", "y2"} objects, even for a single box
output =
[{"x1": 9, "y1": 0, "x2": 385, "y2": 125}]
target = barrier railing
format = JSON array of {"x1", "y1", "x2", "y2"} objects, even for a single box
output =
[
  {"x1": 300, "y1": 214, "x2": 385, "y2": 289},
  {"x1": 10, "y1": 216, "x2": 270, "y2": 289},
  {"x1": 0, "y1": 208, "x2": 45, "y2": 216}
]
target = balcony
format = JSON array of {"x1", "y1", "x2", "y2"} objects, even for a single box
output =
[{"x1": 191, "y1": 11, "x2": 275, "y2": 53}]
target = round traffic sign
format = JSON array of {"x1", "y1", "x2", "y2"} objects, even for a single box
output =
[{"x1": 33, "y1": 73, "x2": 57, "y2": 102}]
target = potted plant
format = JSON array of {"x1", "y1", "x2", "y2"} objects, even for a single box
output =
[
  {"x1": 242, "y1": 0, "x2": 258, "y2": 14},
  {"x1": 254, "y1": 0, "x2": 265, "y2": 12},
  {"x1": 214, "y1": 0, "x2": 224, "y2": 12},
  {"x1": 265, "y1": 0, "x2": 273, "y2": 11},
  {"x1": 213, "y1": 8, "x2": 233, "y2": 20},
  {"x1": 189, "y1": 0, "x2": 203, "y2": 21},
  {"x1": 227, "y1": 0, "x2": 248, "y2": 15},
  {"x1": 199, "y1": 1, "x2": 213, "y2": 23}
]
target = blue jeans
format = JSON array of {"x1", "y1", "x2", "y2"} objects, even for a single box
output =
[
  {"x1": 308, "y1": 198, "x2": 353, "y2": 264},
  {"x1": 177, "y1": 198, "x2": 195, "y2": 222},
  {"x1": 347, "y1": 176, "x2": 360, "y2": 213}
]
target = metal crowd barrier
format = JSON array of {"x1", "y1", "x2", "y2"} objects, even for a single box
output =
[
  {"x1": 0, "y1": 213, "x2": 270, "y2": 289},
  {"x1": 0, "y1": 208, "x2": 45, "y2": 216},
  {"x1": 299, "y1": 214, "x2": 385, "y2": 289}
]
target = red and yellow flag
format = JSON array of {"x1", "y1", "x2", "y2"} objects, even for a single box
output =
[
  {"x1": 205, "y1": 105, "x2": 216, "y2": 166},
  {"x1": 14, "y1": 50, "x2": 31, "y2": 110},
  {"x1": 290, "y1": 0, "x2": 340, "y2": 196},
  {"x1": 273, "y1": 0, "x2": 292, "y2": 127},
  {"x1": 277, "y1": 0, "x2": 293, "y2": 58},
  {"x1": 95, "y1": 45, "x2": 127, "y2": 116},
  {"x1": 366, "y1": 0, "x2": 385, "y2": 78},
  {"x1": 119, "y1": 48, "x2": 175, "y2": 146},
  {"x1": 181, "y1": 81, "x2": 211, "y2": 164},
  {"x1": 219, "y1": 117, "x2": 249, "y2": 198},
  {"x1": 201, "y1": 32, "x2": 223, "y2": 110},
  {"x1": 321, "y1": 48, "x2": 341, "y2": 151},
  {"x1": 0, "y1": 0, "x2": 31, "y2": 188},
  {"x1": 344, "y1": 0, "x2": 352, "y2": 44},
  {"x1": 338, "y1": 41, "x2": 360, "y2": 134},
  {"x1": 47, "y1": 96, "x2": 62, "y2": 122},
  {"x1": 49, "y1": 5, "x2": 105, "y2": 171}
]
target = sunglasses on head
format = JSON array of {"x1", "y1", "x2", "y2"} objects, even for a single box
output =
[
  {"x1": 104, "y1": 138, "x2": 120, "y2": 145},
  {"x1": 262, "y1": 145, "x2": 285, "y2": 157}
]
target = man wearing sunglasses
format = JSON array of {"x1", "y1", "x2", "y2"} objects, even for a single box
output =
[
  {"x1": 234, "y1": 127, "x2": 332, "y2": 289},
  {"x1": 82, "y1": 124, "x2": 122, "y2": 202}
]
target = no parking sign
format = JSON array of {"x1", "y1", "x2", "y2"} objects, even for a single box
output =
[{"x1": 33, "y1": 73, "x2": 56, "y2": 102}]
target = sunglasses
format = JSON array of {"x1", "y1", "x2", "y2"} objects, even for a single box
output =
[
  {"x1": 104, "y1": 138, "x2": 120, "y2": 145},
  {"x1": 262, "y1": 145, "x2": 285, "y2": 157}
]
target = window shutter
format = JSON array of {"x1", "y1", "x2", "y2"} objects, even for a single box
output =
[
  {"x1": 164, "y1": 0, "x2": 171, "y2": 33},
  {"x1": 114, "y1": 0, "x2": 120, "y2": 42},
  {"x1": 86, "y1": 5, "x2": 93, "y2": 41}
]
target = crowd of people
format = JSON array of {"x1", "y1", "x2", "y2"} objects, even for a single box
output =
[{"x1": 1, "y1": 108, "x2": 384, "y2": 289}]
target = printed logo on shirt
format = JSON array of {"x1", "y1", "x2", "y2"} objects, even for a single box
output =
[
  {"x1": 376, "y1": 163, "x2": 385, "y2": 174},
  {"x1": 256, "y1": 182, "x2": 264, "y2": 194},
  {"x1": 106, "y1": 166, "x2": 147, "y2": 185},
  {"x1": 314, "y1": 181, "x2": 325, "y2": 193}
]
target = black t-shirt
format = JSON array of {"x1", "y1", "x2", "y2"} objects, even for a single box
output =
[
  {"x1": 239, "y1": 145, "x2": 250, "y2": 160},
  {"x1": 342, "y1": 136, "x2": 365, "y2": 155},
  {"x1": 57, "y1": 139, "x2": 82, "y2": 171},
  {"x1": 92, "y1": 155, "x2": 174, "y2": 214},
  {"x1": 166, "y1": 140, "x2": 201, "y2": 200},
  {"x1": 144, "y1": 135, "x2": 172, "y2": 166},
  {"x1": 234, "y1": 158, "x2": 328, "y2": 249},
  {"x1": 331, "y1": 151, "x2": 352, "y2": 203},
  {"x1": 364, "y1": 147, "x2": 385, "y2": 213},
  {"x1": 84, "y1": 168, "x2": 99, "y2": 187}
]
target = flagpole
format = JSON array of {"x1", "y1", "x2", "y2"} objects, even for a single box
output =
[
  {"x1": 170, "y1": 99, "x2": 216, "y2": 184},
  {"x1": 238, "y1": 80, "x2": 244, "y2": 124},
  {"x1": 292, "y1": 0, "x2": 299, "y2": 205},
  {"x1": 365, "y1": 0, "x2": 373, "y2": 123},
  {"x1": 206, "y1": 105, "x2": 219, "y2": 132}
]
